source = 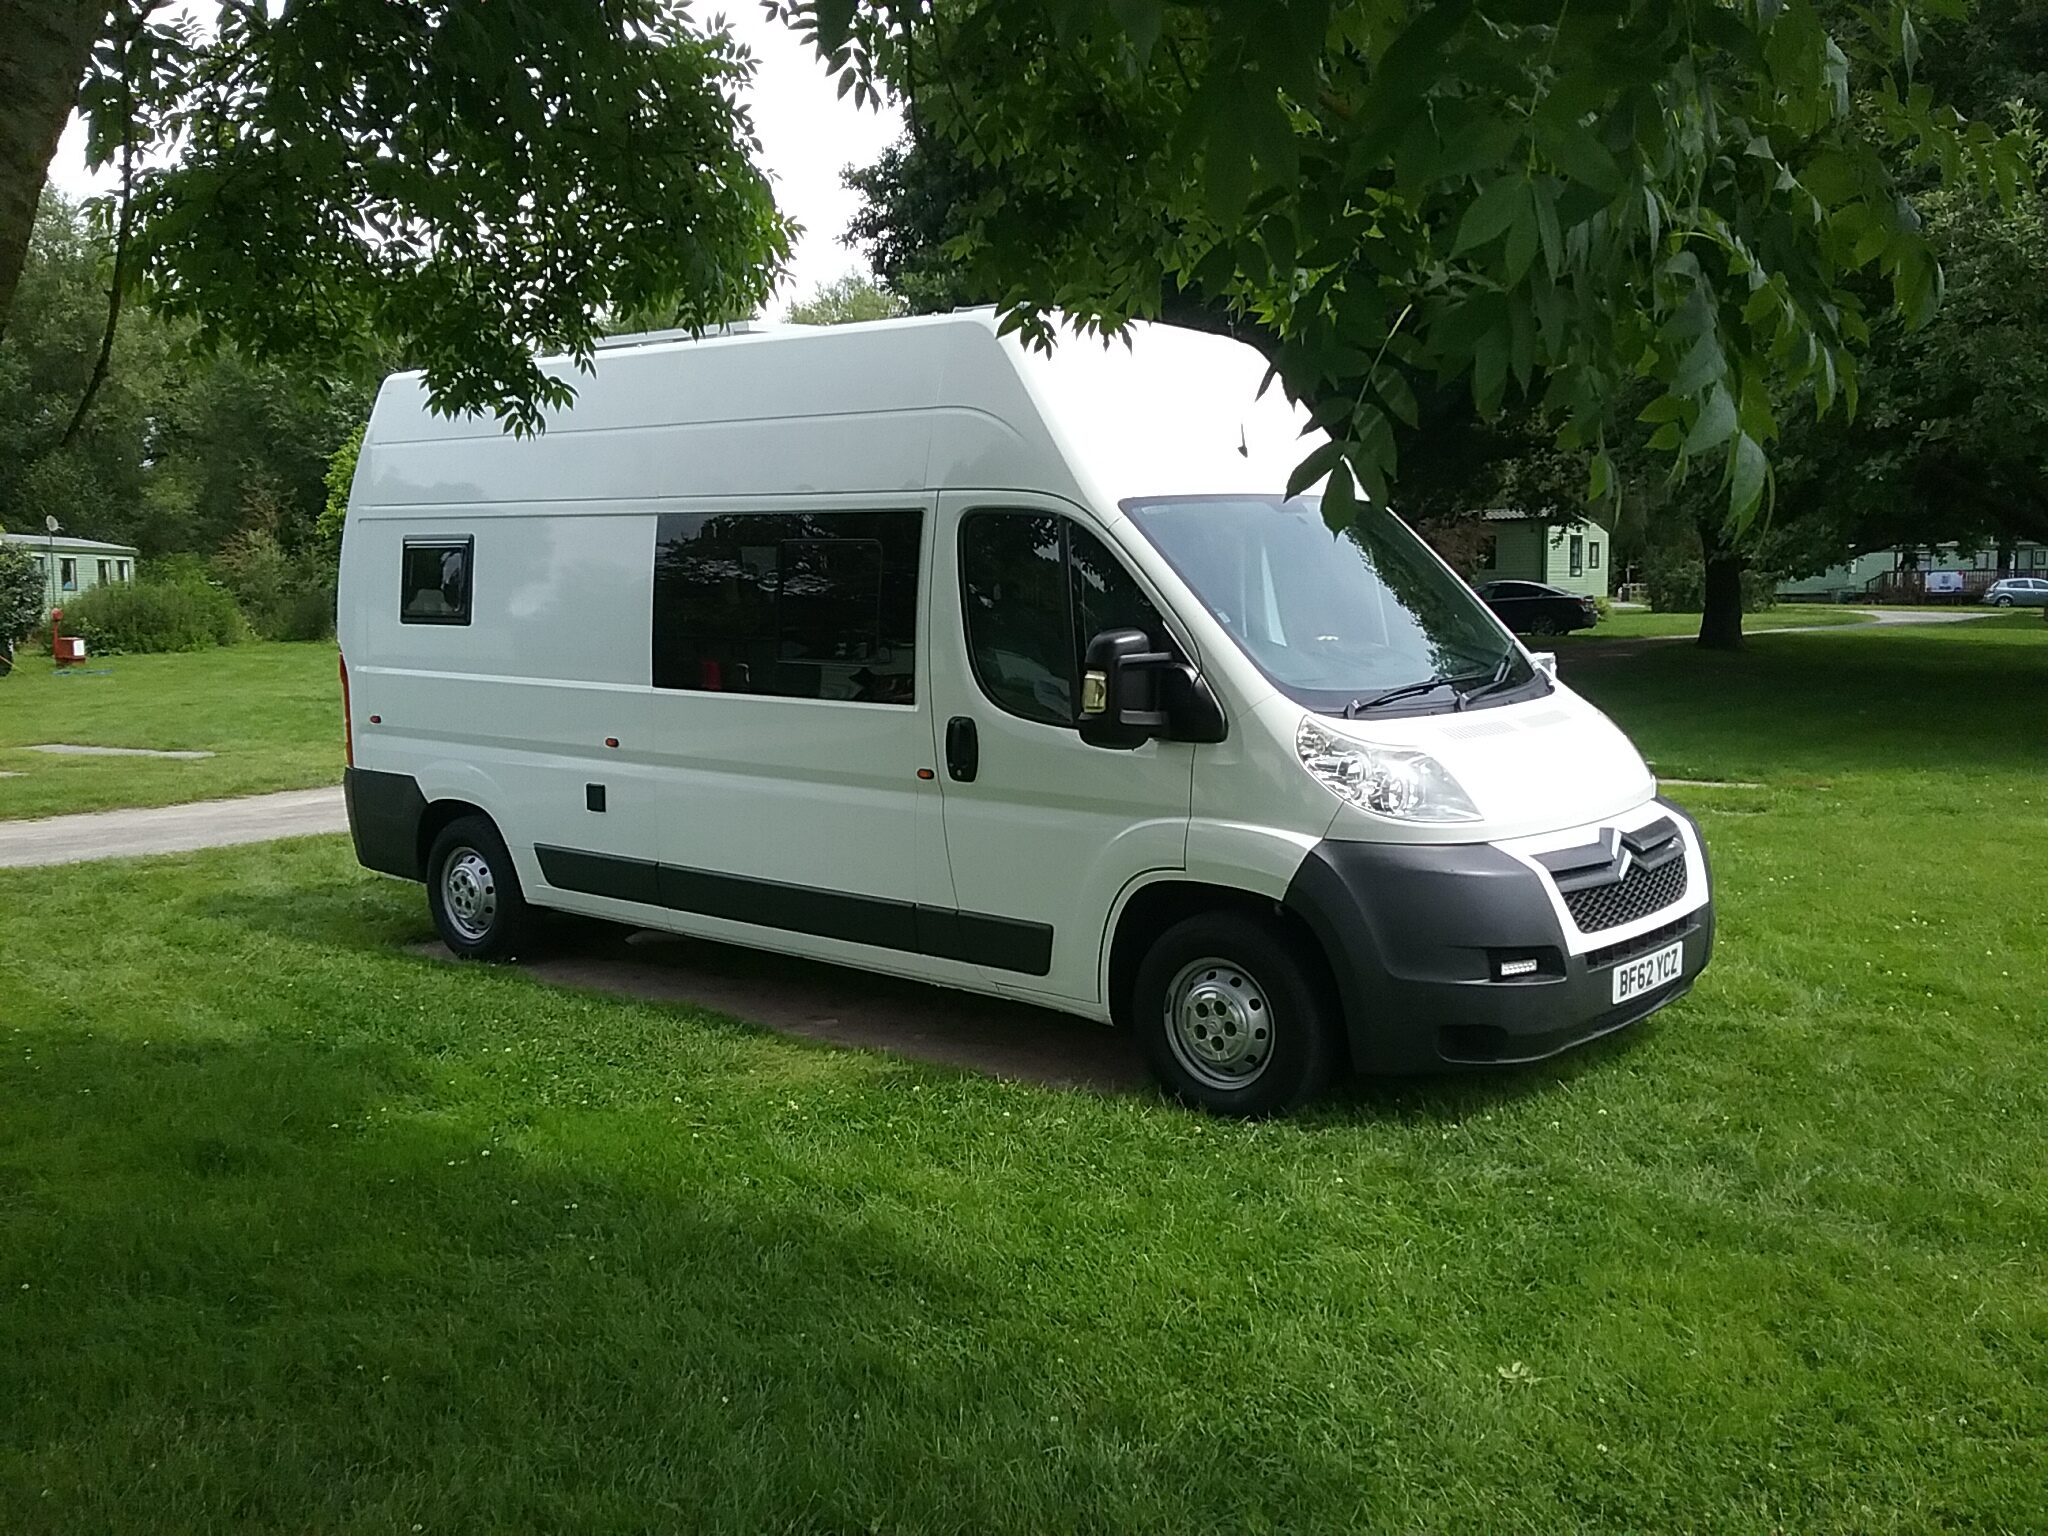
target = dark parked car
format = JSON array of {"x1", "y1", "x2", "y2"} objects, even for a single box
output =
[{"x1": 1474, "y1": 580, "x2": 1600, "y2": 636}]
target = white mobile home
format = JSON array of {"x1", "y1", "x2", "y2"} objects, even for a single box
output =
[
  {"x1": 0, "y1": 532, "x2": 137, "y2": 620},
  {"x1": 337, "y1": 314, "x2": 1713, "y2": 1114}
]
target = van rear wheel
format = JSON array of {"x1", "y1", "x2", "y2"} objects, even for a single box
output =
[
  {"x1": 1133, "y1": 911, "x2": 1341, "y2": 1116},
  {"x1": 427, "y1": 815, "x2": 533, "y2": 961}
]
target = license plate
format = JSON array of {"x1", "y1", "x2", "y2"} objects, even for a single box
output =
[{"x1": 1611, "y1": 939, "x2": 1684, "y2": 1004}]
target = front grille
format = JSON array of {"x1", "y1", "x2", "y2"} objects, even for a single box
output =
[
  {"x1": 1562, "y1": 854, "x2": 1689, "y2": 933},
  {"x1": 1585, "y1": 914, "x2": 1694, "y2": 970}
]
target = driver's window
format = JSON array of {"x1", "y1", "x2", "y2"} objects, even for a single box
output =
[
  {"x1": 1069, "y1": 523, "x2": 1166, "y2": 654},
  {"x1": 960, "y1": 512, "x2": 1166, "y2": 728}
]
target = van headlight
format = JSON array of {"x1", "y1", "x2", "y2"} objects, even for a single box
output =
[{"x1": 1295, "y1": 718, "x2": 1482, "y2": 822}]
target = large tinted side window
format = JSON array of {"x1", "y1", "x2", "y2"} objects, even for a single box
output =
[
  {"x1": 960, "y1": 512, "x2": 1073, "y2": 725},
  {"x1": 653, "y1": 510, "x2": 921, "y2": 704}
]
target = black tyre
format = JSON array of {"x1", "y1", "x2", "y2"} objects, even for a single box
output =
[
  {"x1": 1132, "y1": 911, "x2": 1342, "y2": 1116},
  {"x1": 1995, "y1": 594, "x2": 2014, "y2": 607},
  {"x1": 426, "y1": 815, "x2": 534, "y2": 961},
  {"x1": 1527, "y1": 614, "x2": 1563, "y2": 636}
]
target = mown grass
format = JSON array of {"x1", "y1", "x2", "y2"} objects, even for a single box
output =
[
  {"x1": 0, "y1": 642, "x2": 340, "y2": 819},
  {"x1": 1574, "y1": 604, "x2": 1874, "y2": 640},
  {"x1": 1, "y1": 621, "x2": 2044, "y2": 1531}
]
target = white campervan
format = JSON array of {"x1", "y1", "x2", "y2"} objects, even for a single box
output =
[{"x1": 337, "y1": 313, "x2": 1713, "y2": 1114}]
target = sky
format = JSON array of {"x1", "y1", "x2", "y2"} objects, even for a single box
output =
[{"x1": 45, "y1": 7, "x2": 904, "y2": 319}]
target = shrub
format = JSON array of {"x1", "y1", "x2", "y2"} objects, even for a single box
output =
[
  {"x1": 316, "y1": 423, "x2": 365, "y2": 562},
  {"x1": 214, "y1": 526, "x2": 337, "y2": 641},
  {"x1": 60, "y1": 570, "x2": 246, "y2": 654},
  {"x1": 280, "y1": 578, "x2": 337, "y2": 642},
  {"x1": 1646, "y1": 555, "x2": 1777, "y2": 613},
  {"x1": 0, "y1": 531, "x2": 43, "y2": 649}
]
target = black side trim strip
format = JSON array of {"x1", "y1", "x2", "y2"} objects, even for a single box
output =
[
  {"x1": 534, "y1": 845, "x2": 1053, "y2": 977},
  {"x1": 539, "y1": 846, "x2": 662, "y2": 908}
]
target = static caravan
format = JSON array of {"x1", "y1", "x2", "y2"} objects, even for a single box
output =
[{"x1": 337, "y1": 313, "x2": 1713, "y2": 1114}]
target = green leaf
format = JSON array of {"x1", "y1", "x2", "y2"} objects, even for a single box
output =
[
  {"x1": 811, "y1": 0, "x2": 858, "y2": 53},
  {"x1": 1320, "y1": 462, "x2": 1358, "y2": 529},
  {"x1": 1533, "y1": 178, "x2": 1563, "y2": 273},
  {"x1": 1504, "y1": 196, "x2": 1539, "y2": 283},
  {"x1": 1286, "y1": 437, "x2": 1348, "y2": 499},
  {"x1": 1105, "y1": 0, "x2": 1165, "y2": 59},
  {"x1": 1453, "y1": 175, "x2": 1526, "y2": 256},
  {"x1": 1374, "y1": 364, "x2": 1419, "y2": 428},
  {"x1": 1672, "y1": 331, "x2": 1726, "y2": 396},
  {"x1": 1204, "y1": 138, "x2": 1255, "y2": 224},
  {"x1": 1684, "y1": 385, "x2": 1738, "y2": 453},
  {"x1": 1544, "y1": 123, "x2": 1623, "y2": 195},
  {"x1": 1471, "y1": 328, "x2": 1508, "y2": 416},
  {"x1": 1728, "y1": 433, "x2": 1768, "y2": 523},
  {"x1": 1587, "y1": 449, "x2": 1614, "y2": 503}
]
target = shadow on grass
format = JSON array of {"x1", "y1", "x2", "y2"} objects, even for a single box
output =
[
  {"x1": 0, "y1": 1027, "x2": 1032, "y2": 1530},
  {"x1": 198, "y1": 872, "x2": 1629, "y2": 1129}
]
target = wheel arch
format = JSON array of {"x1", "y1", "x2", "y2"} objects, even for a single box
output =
[
  {"x1": 417, "y1": 798, "x2": 496, "y2": 879},
  {"x1": 1102, "y1": 876, "x2": 1343, "y2": 1051}
]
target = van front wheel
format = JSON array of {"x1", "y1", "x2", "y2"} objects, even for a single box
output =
[
  {"x1": 1133, "y1": 912, "x2": 1341, "y2": 1116},
  {"x1": 427, "y1": 815, "x2": 533, "y2": 961}
]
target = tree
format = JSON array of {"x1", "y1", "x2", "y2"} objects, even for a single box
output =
[
  {"x1": 843, "y1": 136, "x2": 992, "y2": 315},
  {"x1": 1, "y1": 195, "x2": 371, "y2": 560},
  {"x1": 1, "y1": 1, "x2": 793, "y2": 431},
  {"x1": 780, "y1": 0, "x2": 2015, "y2": 538},
  {"x1": 787, "y1": 273, "x2": 909, "y2": 325},
  {"x1": 1771, "y1": 139, "x2": 2048, "y2": 557}
]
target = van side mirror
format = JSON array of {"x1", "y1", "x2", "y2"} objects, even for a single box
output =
[
  {"x1": 1529, "y1": 650, "x2": 1558, "y2": 681},
  {"x1": 1079, "y1": 628, "x2": 1170, "y2": 749},
  {"x1": 1079, "y1": 628, "x2": 1228, "y2": 749}
]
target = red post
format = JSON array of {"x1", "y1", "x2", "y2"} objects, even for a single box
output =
[{"x1": 49, "y1": 607, "x2": 85, "y2": 665}]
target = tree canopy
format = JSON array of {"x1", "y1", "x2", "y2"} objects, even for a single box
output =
[
  {"x1": 1, "y1": 195, "x2": 367, "y2": 562},
  {"x1": 1, "y1": 0, "x2": 794, "y2": 432},
  {"x1": 781, "y1": 0, "x2": 2019, "y2": 529},
  {"x1": 787, "y1": 272, "x2": 910, "y2": 325}
]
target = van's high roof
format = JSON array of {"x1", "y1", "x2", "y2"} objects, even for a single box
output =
[{"x1": 359, "y1": 311, "x2": 1321, "y2": 515}]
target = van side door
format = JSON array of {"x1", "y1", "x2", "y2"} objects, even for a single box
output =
[
  {"x1": 928, "y1": 494, "x2": 1197, "y2": 1009},
  {"x1": 550, "y1": 498, "x2": 964, "y2": 979}
]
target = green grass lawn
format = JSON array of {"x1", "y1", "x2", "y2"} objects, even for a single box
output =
[
  {"x1": 2, "y1": 622, "x2": 2044, "y2": 1531},
  {"x1": 0, "y1": 642, "x2": 341, "y2": 819},
  {"x1": 1570, "y1": 604, "x2": 1875, "y2": 640}
]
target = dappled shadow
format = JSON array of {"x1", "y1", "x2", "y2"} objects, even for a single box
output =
[
  {"x1": 0, "y1": 1027, "x2": 1010, "y2": 1529},
  {"x1": 200, "y1": 874, "x2": 1619, "y2": 1124}
]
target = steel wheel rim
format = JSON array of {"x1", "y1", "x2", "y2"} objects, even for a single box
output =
[
  {"x1": 441, "y1": 849, "x2": 498, "y2": 943},
  {"x1": 1164, "y1": 956, "x2": 1275, "y2": 1091}
]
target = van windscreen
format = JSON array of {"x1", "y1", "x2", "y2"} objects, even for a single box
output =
[{"x1": 1122, "y1": 495, "x2": 1539, "y2": 715}]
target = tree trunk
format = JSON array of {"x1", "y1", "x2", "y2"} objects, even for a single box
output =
[
  {"x1": 1697, "y1": 519, "x2": 1745, "y2": 651},
  {"x1": 0, "y1": 0, "x2": 101, "y2": 345}
]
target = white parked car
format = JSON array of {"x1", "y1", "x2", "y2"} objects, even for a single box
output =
[{"x1": 336, "y1": 313, "x2": 1714, "y2": 1114}]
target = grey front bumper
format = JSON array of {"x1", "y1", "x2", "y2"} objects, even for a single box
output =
[{"x1": 1282, "y1": 800, "x2": 1714, "y2": 1075}]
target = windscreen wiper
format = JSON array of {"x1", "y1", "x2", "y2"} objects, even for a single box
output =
[
  {"x1": 1453, "y1": 654, "x2": 1524, "y2": 710},
  {"x1": 1345, "y1": 670, "x2": 1490, "y2": 717}
]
